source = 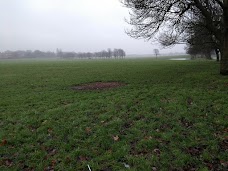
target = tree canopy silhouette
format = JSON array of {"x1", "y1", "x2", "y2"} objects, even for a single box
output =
[{"x1": 122, "y1": 0, "x2": 228, "y2": 74}]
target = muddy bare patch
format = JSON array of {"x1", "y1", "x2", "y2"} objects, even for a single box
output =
[{"x1": 71, "y1": 82, "x2": 126, "y2": 90}]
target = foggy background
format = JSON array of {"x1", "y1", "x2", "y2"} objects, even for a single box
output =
[{"x1": 0, "y1": 0, "x2": 185, "y2": 55}]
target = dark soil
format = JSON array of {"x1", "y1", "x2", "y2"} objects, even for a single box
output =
[{"x1": 71, "y1": 82, "x2": 126, "y2": 90}]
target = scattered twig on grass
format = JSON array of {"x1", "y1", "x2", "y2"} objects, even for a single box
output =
[{"x1": 87, "y1": 164, "x2": 92, "y2": 171}]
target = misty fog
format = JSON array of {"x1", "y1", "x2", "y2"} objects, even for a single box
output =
[{"x1": 0, "y1": 0, "x2": 185, "y2": 55}]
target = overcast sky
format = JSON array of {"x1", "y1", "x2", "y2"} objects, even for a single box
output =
[{"x1": 0, "y1": 0, "x2": 185, "y2": 54}]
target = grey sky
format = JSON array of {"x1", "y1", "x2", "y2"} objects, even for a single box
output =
[{"x1": 0, "y1": 0, "x2": 185, "y2": 54}]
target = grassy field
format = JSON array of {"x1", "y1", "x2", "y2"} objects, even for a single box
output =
[{"x1": 0, "y1": 59, "x2": 227, "y2": 170}]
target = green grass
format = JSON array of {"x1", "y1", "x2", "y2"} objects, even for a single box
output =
[{"x1": 0, "y1": 59, "x2": 227, "y2": 170}]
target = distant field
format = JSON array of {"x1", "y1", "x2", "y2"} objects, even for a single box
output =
[{"x1": 0, "y1": 59, "x2": 227, "y2": 170}]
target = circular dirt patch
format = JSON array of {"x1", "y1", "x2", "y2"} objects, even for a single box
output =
[{"x1": 71, "y1": 82, "x2": 126, "y2": 90}]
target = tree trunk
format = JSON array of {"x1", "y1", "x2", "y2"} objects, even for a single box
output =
[
  {"x1": 220, "y1": 33, "x2": 228, "y2": 74},
  {"x1": 220, "y1": 0, "x2": 228, "y2": 75},
  {"x1": 215, "y1": 49, "x2": 220, "y2": 61}
]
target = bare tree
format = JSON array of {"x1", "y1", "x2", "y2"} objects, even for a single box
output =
[
  {"x1": 154, "y1": 49, "x2": 159, "y2": 59},
  {"x1": 107, "y1": 48, "x2": 112, "y2": 58},
  {"x1": 113, "y1": 49, "x2": 119, "y2": 59},
  {"x1": 122, "y1": 0, "x2": 228, "y2": 75},
  {"x1": 56, "y1": 48, "x2": 63, "y2": 58},
  {"x1": 118, "y1": 49, "x2": 126, "y2": 58}
]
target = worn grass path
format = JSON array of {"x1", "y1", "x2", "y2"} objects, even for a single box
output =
[{"x1": 0, "y1": 59, "x2": 227, "y2": 170}]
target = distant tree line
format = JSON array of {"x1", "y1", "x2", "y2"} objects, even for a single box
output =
[
  {"x1": 0, "y1": 50, "x2": 56, "y2": 59},
  {"x1": 56, "y1": 48, "x2": 126, "y2": 59},
  {"x1": 0, "y1": 48, "x2": 126, "y2": 59}
]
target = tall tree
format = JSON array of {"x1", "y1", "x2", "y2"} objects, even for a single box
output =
[
  {"x1": 122, "y1": 0, "x2": 228, "y2": 74},
  {"x1": 154, "y1": 49, "x2": 159, "y2": 59}
]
